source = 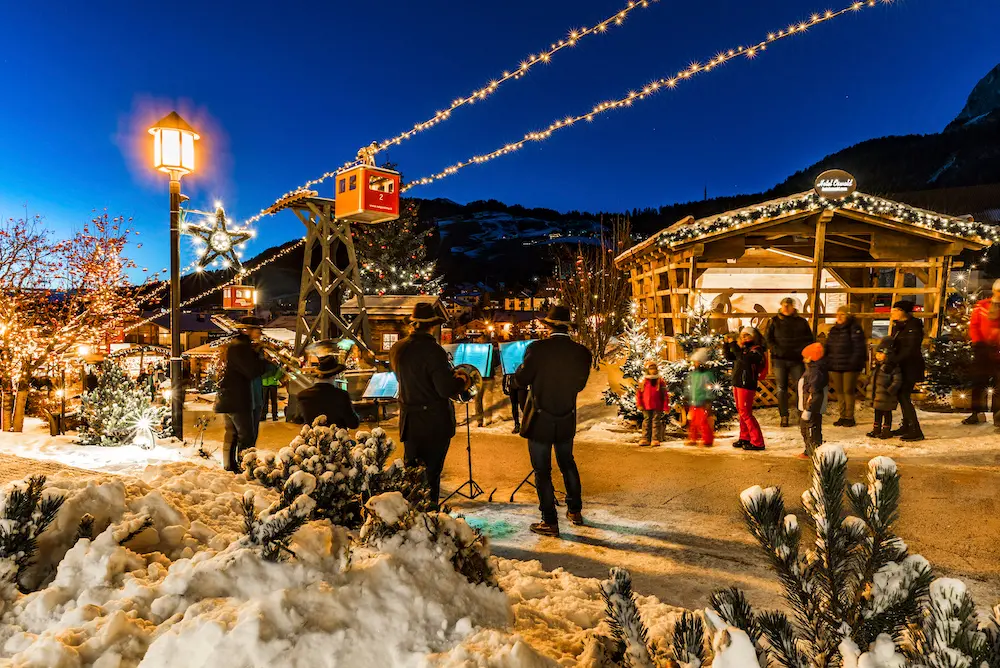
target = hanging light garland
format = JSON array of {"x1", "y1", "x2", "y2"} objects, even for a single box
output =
[
  {"x1": 122, "y1": 237, "x2": 306, "y2": 335},
  {"x1": 229, "y1": 0, "x2": 661, "y2": 230},
  {"x1": 654, "y1": 191, "x2": 1000, "y2": 248},
  {"x1": 402, "y1": 0, "x2": 897, "y2": 191}
]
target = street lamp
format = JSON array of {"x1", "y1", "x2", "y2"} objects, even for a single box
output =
[{"x1": 149, "y1": 111, "x2": 199, "y2": 440}]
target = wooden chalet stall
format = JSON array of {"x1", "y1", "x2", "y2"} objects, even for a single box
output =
[{"x1": 615, "y1": 171, "x2": 997, "y2": 406}]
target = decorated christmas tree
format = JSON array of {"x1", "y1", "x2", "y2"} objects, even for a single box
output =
[
  {"x1": 353, "y1": 199, "x2": 441, "y2": 296},
  {"x1": 602, "y1": 307, "x2": 664, "y2": 423},
  {"x1": 78, "y1": 361, "x2": 168, "y2": 447},
  {"x1": 664, "y1": 302, "x2": 737, "y2": 428},
  {"x1": 923, "y1": 272, "x2": 978, "y2": 399}
]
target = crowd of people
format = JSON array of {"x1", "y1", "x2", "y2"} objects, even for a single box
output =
[{"x1": 634, "y1": 296, "x2": 933, "y2": 459}]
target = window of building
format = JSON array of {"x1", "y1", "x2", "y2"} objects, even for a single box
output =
[{"x1": 382, "y1": 332, "x2": 399, "y2": 351}]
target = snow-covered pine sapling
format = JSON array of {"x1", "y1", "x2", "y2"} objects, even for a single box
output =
[
  {"x1": 600, "y1": 567, "x2": 655, "y2": 668},
  {"x1": 114, "y1": 515, "x2": 155, "y2": 547},
  {"x1": 709, "y1": 587, "x2": 764, "y2": 664},
  {"x1": 240, "y1": 482, "x2": 314, "y2": 563},
  {"x1": 846, "y1": 457, "x2": 932, "y2": 649},
  {"x1": 913, "y1": 579, "x2": 996, "y2": 667},
  {"x1": 669, "y1": 611, "x2": 706, "y2": 667},
  {"x1": 717, "y1": 449, "x2": 941, "y2": 668},
  {"x1": 242, "y1": 421, "x2": 433, "y2": 528},
  {"x1": 75, "y1": 513, "x2": 95, "y2": 543},
  {"x1": 0, "y1": 475, "x2": 65, "y2": 592}
]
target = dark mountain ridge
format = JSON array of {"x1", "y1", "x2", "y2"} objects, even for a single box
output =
[{"x1": 186, "y1": 62, "x2": 1000, "y2": 296}]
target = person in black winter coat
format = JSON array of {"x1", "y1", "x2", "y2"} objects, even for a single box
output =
[
  {"x1": 390, "y1": 303, "x2": 471, "y2": 509},
  {"x1": 215, "y1": 327, "x2": 269, "y2": 472},
  {"x1": 723, "y1": 327, "x2": 766, "y2": 451},
  {"x1": 889, "y1": 301, "x2": 925, "y2": 441},
  {"x1": 296, "y1": 357, "x2": 360, "y2": 430},
  {"x1": 867, "y1": 337, "x2": 903, "y2": 439},
  {"x1": 514, "y1": 305, "x2": 592, "y2": 538},
  {"x1": 797, "y1": 343, "x2": 828, "y2": 459},
  {"x1": 765, "y1": 298, "x2": 815, "y2": 426},
  {"x1": 825, "y1": 306, "x2": 867, "y2": 427}
]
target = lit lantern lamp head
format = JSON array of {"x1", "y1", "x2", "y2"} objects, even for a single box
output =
[
  {"x1": 183, "y1": 205, "x2": 253, "y2": 270},
  {"x1": 149, "y1": 111, "x2": 199, "y2": 178}
]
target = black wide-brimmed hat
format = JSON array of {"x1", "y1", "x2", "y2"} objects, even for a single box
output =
[
  {"x1": 542, "y1": 305, "x2": 574, "y2": 328},
  {"x1": 312, "y1": 355, "x2": 347, "y2": 379},
  {"x1": 410, "y1": 302, "x2": 445, "y2": 324}
]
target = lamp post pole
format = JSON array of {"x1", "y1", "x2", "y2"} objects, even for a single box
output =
[{"x1": 169, "y1": 174, "x2": 184, "y2": 440}]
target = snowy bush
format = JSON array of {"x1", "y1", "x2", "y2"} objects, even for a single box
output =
[
  {"x1": 0, "y1": 475, "x2": 64, "y2": 594},
  {"x1": 78, "y1": 360, "x2": 168, "y2": 446},
  {"x1": 241, "y1": 419, "x2": 432, "y2": 528},
  {"x1": 360, "y1": 491, "x2": 497, "y2": 588},
  {"x1": 594, "y1": 450, "x2": 1000, "y2": 667}
]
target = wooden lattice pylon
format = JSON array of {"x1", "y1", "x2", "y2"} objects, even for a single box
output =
[{"x1": 266, "y1": 191, "x2": 374, "y2": 358}]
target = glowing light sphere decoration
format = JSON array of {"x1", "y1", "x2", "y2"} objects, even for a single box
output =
[{"x1": 183, "y1": 206, "x2": 254, "y2": 270}]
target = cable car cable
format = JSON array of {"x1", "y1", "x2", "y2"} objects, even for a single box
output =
[{"x1": 403, "y1": 0, "x2": 896, "y2": 191}]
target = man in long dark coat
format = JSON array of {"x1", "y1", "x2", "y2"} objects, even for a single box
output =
[
  {"x1": 515, "y1": 305, "x2": 593, "y2": 538},
  {"x1": 215, "y1": 324, "x2": 268, "y2": 472},
  {"x1": 389, "y1": 303, "x2": 470, "y2": 508}
]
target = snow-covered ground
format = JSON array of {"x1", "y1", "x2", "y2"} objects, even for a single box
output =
[{"x1": 0, "y1": 449, "x2": 694, "y2": 667}]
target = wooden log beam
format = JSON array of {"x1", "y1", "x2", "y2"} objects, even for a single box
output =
[
  {"x1": 932, "y1": 256, "x2": 953, "y2": 338},
  {"x1": 810, "y1": 212, "x2": 830, "y2": 332}
]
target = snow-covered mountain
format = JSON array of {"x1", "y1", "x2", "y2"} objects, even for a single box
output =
[{"x1": 948, "y1": 63, "x2": 1000, "y2": 130}]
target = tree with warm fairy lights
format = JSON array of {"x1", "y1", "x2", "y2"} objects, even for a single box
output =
[
  {"x1": 923, "y1": 272, "x2": 978, "y2": 400},
  {"x1": 78, "y1": 361, "x2": 168, "y2": 447},
  {"x1": 353, "y1": 199, "x2": 441, "y2": 296},
  {"x1": 603, "y1": 307, "x2": 664, "y2": 423},
  {"x1": 663, "y1": 301, "x2": 737, "y2": 428},
  {"x1": 559, "y1": 216, "x2": 632, "y2": 369},
  {"x1": 0, "y1": 212, "x2": 158, "y2": 431}
]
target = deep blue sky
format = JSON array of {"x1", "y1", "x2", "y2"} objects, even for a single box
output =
[{"x1": 1, "y1": 0, "x2": 996, "y2": 275}]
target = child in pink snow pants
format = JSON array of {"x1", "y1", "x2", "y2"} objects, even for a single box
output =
[{"x1": 724, "y1": 327, "x2": 766, "y2": 451}]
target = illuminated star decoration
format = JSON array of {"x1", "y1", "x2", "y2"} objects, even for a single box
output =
[{"x1": 183, "y1": 206, "x2": 254, "y2": 271}]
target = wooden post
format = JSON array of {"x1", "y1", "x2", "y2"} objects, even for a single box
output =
[
  {"x1": 889, "y1": 265, "x2": 906, "y2": 312},
  {"x1": 932, "y1": 256, "x2": 953, "y2": 338},
  {"x1": 809, "y1": 212, "x2": 830, "y2": 333},
  {"x1": 687, "y1": 255, "x2": 697, "y2": 330}
]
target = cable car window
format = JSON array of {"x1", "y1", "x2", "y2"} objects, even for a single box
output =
[
  {"x1": 338, "y1": 178, "x2": 346, "y2": 194},
  {"x1": 349, "y1": 175, "x2": 357, "y2": 191},
  {"x1": 368, "y1": 174, "x2": 394, "y2": 193}
]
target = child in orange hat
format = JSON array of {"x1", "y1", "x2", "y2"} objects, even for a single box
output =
[{"x1": 797, "y1": 342, "x2": 828, "y2": 460}]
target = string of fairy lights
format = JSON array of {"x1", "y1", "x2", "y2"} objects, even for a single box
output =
[
  {"x1": 402, "y1": 0, "x2": 897, "y2": 191},
  {"x1": 145, "y1": 0, "x2": 929, "y2": 328},
  {"x1": 228, "y1": 0, "x2": 663, "y2": 231}
]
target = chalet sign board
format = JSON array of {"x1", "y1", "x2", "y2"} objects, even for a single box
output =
[{"x1": 813, "y1": 169, "x2": 856, "y2": 199}]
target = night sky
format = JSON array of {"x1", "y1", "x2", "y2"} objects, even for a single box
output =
[{"x1": 1, "y1": 0, "x2": 996, "y2": 275}]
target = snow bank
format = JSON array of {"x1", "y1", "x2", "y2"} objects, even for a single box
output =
[{"x1": 0, "y1": 464, "x2": 518, "y2": 667}]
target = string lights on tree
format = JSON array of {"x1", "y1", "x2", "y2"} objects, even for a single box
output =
[{"x1": 402, "y1": 0, "x2": 899, "y2": 191}]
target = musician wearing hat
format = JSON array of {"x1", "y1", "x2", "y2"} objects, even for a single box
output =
[
  {"x1": 215, "y1": 321, "x2": 270, "y2": 472},
  {"x1": 296, "y1": 356, "x2": 360, "y2": 430},
  {"x1": 389, "y1": 302, "x2": 471, "y2": 509},
  {"x1": 514, "y1": 305, "x2": 592, "y2": 538}
]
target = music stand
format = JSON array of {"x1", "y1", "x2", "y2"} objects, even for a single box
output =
[
  {"x1": 442, "y1": 364, "x2": 486, "y2": 505},
  {"x1": 362, "y1": 372, "x2": 399, "y2": 425}
]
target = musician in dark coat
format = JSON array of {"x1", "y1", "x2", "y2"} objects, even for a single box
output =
[
  {"x1": 215, "y1": 324, "x2": 269, "y2": 472},
  {"x1": 296, "y1": 357, "x2": 360, "y2": 430},
  {"x1": 514, "y1": 305, "x2": 593, "y2": 538},
  {"x1": 389, "y1": 303, "x2": 470, "y2": 509}
]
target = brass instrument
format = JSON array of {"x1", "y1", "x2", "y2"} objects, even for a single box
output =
[{"x1": 451, "y1": 363, "x2": 482, "y2": 404}]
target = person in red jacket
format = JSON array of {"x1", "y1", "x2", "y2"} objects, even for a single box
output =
[
  {"x1": 965, "y1": 279, "x2": 1000, "y2": 427},
  {"x1": 636, "y1": 361, "x2": 668, "y2": 446}
]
